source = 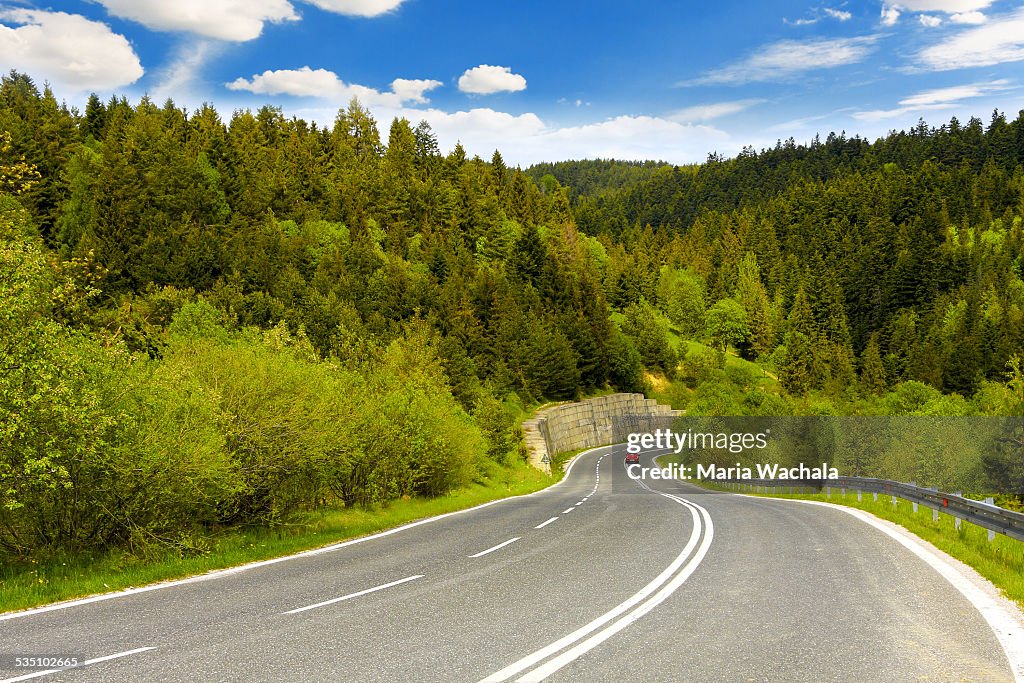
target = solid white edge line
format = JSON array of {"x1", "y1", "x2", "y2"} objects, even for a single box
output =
[
  {"x1": 0, "y1": 647, "x2": 157, "y2": 683},
  {"x1": 479, "y1": 495, "x2": 705, "y2": 683},
  {"x1": 748, "y1": 494, "x2": 1024, "y2": 683},
  {"x1": 469, "y1": 538, "x2": 521, "y2": 559},
  {"x1": 518, "y1": 496, "x2": 714, "y2": 682},
  {"x1": 534, "y1": 517, "x2": 559, "y2": 530},
  {"x1": 0, "y1": 445, "x2": 615, "y2": 622},
  {"x1": 284, "y1": 574, "x2": 423, "y2": 615}
]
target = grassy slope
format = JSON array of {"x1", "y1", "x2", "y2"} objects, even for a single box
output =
[{"x1": 610, "y1": 309, "x2": 781, "y2": 405}]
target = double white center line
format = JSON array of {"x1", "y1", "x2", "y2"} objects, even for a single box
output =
[{"x1": 479, "y1": 491, "x2": 714, "y2": 683}]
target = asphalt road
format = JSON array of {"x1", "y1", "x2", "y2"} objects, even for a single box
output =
[{"x1": 0, "y1": 445, "x2": 1017, "y2": 682}]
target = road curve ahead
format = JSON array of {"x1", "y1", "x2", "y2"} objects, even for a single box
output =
[{"x1": 0, "y1": 446, "x2": 1019, "y2": 682}]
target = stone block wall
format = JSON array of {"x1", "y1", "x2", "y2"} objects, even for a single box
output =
[{"x1": 521, "y1": 393, "x2": 681, "y2": 473}]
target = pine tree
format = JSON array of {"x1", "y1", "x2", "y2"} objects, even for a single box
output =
[
  {"x1": 780, "y1": 286, "x2": 818, "y2": 395},
  {"x1": 735, "y1": 252, "x2": 775, "y2": 358},
  {"x1": 860, "y1": 332, "x2": 887, "y2": 394}
]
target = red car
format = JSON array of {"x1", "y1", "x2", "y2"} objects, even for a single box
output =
[{"x1": 625, "y1": 453, "x2": 640, "y2": 465}]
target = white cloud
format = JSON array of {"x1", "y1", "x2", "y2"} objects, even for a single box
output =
[
  {"x1": 152, "y1": 40, "x2": 220, "y2": 102},
  {"x1": 415, "y1": 110, "x2": 730, "y2": 166},
  {"x1": 284, "y1": 103, "x2": 731, "y2": 166},
  {"x1": 457, "y1": 65, "x2": 527, "y2": 95},
  {"x1": 824, "y1": 8, "x2": 853, "y2": 21},
  {"x1": 390, "y1": 78, "x2": 442, "y2": 104},
  {"x1": 950, "y1": 11, "x2": 986, "y2": 23},
  {"x1": 892, "y1": 0, "x2": 992, "y2": 11},
  {"x1": 688, "y1": 36, "x2": 878, "y2": 85},
  {"x1": 883, "y1": 0, "x2": 994, "y2": 25},
  {"x1": 786, "y1": 7, "x2": 851, "y2": 25},
  {"x1": 302, "y1": 0, "x2": 406, "y2": 16},
  {"x1": 228, "y1": 67, "x2": 338, "y2": 96},
  {"x1": 917, "y1": 7, "x2": 1024, "y2": 69},
  {"x1": 668, "y1": 99, "x2": 765, "y2": 122},
  {"x1": 853, "y1": 78, "x2": 1012, "y2": 120},
  {"x1": 0, "y1": 9, "x2": 143, "y2": 91},
  {"x1": 226, "y1": 66, "x2": 441, "y2": 107},
  {"x1": 767, "y1": 107, "x2": 858, "y2": 132},
  {"x1": 93, "y1": 0, "x2": 298, "y2": 42}
]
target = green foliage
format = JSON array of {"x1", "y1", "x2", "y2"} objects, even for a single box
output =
[
  {"x1": 606, "y1": 328, "x2": 645, "y2": 393},
  {"x1": 779, "y1": 287, "x2": 819, "y2": 395},
  {"x1": 704, "y1": 297, "x2": 749, "y2": 352},
  {"x1": 620, "y1": 300, "x2": 678, "y2": 374},
  {"x1": 860, "y1": 333, "x2": 888, "y2": 395},
  {"x1": 656, "y1": 266, "x2": 706, "y2": 336},
  {"x1": 472, "y1": 394, "x2": 519, "y2": 464}
]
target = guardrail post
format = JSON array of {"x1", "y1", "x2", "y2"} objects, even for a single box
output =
[
  {"x1": 954, "y1": 492, "x2": 962, "y2": 531},
  {"x1": 930, "y1": 487, "x2": 939, "y2": 522},
  {"x1": 892, "y1": 494, "x2": 897, "y2": 508},
  {"x1": 985, "y1": 498, "x2": 995, "y2": 541},
  {"x1": 873, "y1": 492, "x2": 878, "y2": 502},
  {"x1": 911, "y1": 482, "x2": 918, "y2": 513},
  {"x1": 826, "y1": 485, "x2": 830, "y2": 498},
  {"x1": 857, "y1": 489, "x2": 862, "y2": 502}
]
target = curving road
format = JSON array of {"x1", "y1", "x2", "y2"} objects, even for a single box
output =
[{"x1": 0, "y1": 446, "x2": 1019, "y2": 682}]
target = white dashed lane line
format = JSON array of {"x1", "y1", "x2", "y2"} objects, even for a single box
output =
[
  {"x1": 469, "y1": 538, "x2": 521, "y2": 559},
  {"x1": 283, "y1": 575, "x2": 424, "y2": 615}
]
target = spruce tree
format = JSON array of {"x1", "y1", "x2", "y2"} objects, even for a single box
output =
[
  {"x1": 780, "y1": 286, "x2": 818, "y2": 395},
  {"x1": 860, "y1": 332, "x2": 887, "y2": 394}
]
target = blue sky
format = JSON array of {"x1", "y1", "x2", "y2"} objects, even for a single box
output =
[{"x1": 2, "y1": 0, "x2": 1024, "y2": 165}]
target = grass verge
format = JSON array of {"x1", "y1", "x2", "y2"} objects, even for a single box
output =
[
  {"x1": 0, "y1": 461, "x2": 556, "y2": 615},
  {"x1": 707, "y1": 481, "x2": 1024, "y2": 609}
]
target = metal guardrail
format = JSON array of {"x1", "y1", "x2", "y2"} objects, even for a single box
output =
[{"x1": 719, "y1": 476, "x2": 1024, "y2": 543}]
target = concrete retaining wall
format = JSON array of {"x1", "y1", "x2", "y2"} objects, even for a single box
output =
[{"x1": 521, "y1": 393, "x2": 681, "y2": 473}]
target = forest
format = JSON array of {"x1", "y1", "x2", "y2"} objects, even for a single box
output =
[{"x1": 1, "y1": 70, "x2": 1023, "y2": 561}]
